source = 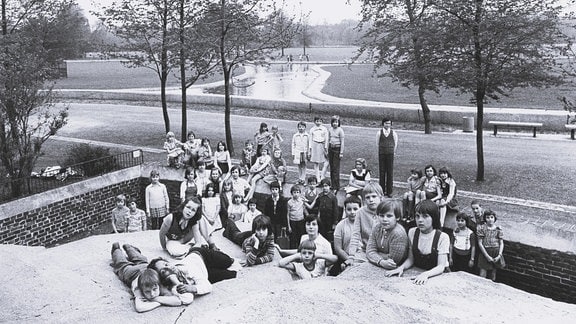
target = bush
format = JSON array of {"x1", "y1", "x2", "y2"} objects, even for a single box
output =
[{"x1": 62, "y1": 144, "x2": 116, "y2": 177}]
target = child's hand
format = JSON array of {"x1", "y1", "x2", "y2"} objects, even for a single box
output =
[
  {"x1": 449, "y1": 258, "x2": 453, "y2": 266},
  {"x1": 251, "y1": 234, "x2": 260, "y2": 249},
  {"x1": 412, "y1": 273, "x2": 430, "y2": 285},
  {"x1": 468, "y1": 259, "x2": 475, "y2": 268},
  {"x1": 274, "y1": 243, "x2": 282, "y2": 251},
  {"x1": 287, "y1": 227, "x2": 292, "y2": 234},
  {"x1": 385, "y1": 266, "x2": 404, "y2": 277}
]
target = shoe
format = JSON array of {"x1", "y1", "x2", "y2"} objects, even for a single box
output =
[
  {"x1": 111, "y1": 242, "x2": 120, "y2": 254},
  {"x1": 123, "y1": 244, "x2": 141, "y2": 254}
]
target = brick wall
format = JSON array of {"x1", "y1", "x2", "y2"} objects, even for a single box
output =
[{"x1": 498, "y1": 241, "x2": 576, "y2": 304}]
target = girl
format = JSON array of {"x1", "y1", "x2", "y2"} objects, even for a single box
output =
[
  {"x1": 180, "y1": 167, "x2": 198, "y2": 203},
  {"x1": 416, "y1": 165, "x2": 442, "y2": 205},
  {"x1": 291, "y1": 121, "x2": 310, "y2": 184},
  {"x1": 243, "y1": 198, "x2": 262, "y2": 223},
  {"x1": 366, "y1": 199, "x2": 410, "y2": 270},
  {"x1": 183, "y1": 131, "x2": 201, "y2": 168},
  {"x1": 269, "y1": 124, "x2": 284, "y2": 151},
  {"x1": 126, "y1": 196, "x2": 147, "y2": 233},
  {"x1": 303, "y1": 176, "x2": 319, "y2": 215},
  {"x1": 240, "y1": 140, "x2": 256, "y2": 176},
  {"x1": 403, "y1": 168, "x2": 423, "y2": 222},
  {"x1": 345, "y1": 158, "x2": 371, "y2": 197},
  {"x1": 438, "y1": 167, "x2": 458, "y2": 228},
  {"x1": 267, "y1": 147, "x2": 287, "y2": 184},
  {"x1": 246, "y1": 148, "x2": 272, "y2": 200},
  {"x1": 254, "y1": 122, "x2": 272, "y2": 157},
  {"x1": 197, "y1": 138, "x2": 214, "y2": 169},
  {"x1": 201, "y1": 183, "x2": 222, "y2": 235},
  {"x1": 477, "y1": 209, "x2": 505, "y2": 281},
  {"x1": 385, "y1": 200, "x2": 450, "y2": 285},
  {"x1": 286, "y1": 184, "x2": 308, "y2": 249},
  {"x1": 159, "y1": 197, "x2": 217, "y2": 258},
  {"x1": 309, "y1": 117, "x2": 329, "y2": 181},
  {"x1": 163, "y1": 132, "x2": 184, "y2": 168},
  {"x1": 278, "y1": 239, "x2": 337, "y2": 279},
  {"x1": 230, "y1": 165, "x2": 251, "y2": 202},
  {"x1": 228, "y1": 193, "x2": 248, "y2": 222},
  {"x1": 194, "y1": 160, "x2": 210, "y2": 197},
  {"x1": 222, "y1": 214, "x2": 276, "y2": 266},
  {"x1": 276, "y1": 214, "x2": 333, "y2": 262},
  {"x1": 208, "y1": 168, "x2": 222, "y2": 195},
  {"x1": 145, "y1": 170, "x2": 169, "y2": 230},
  {"x1": 219, "y1": 179, "x2": 234, "y2": 227},
  {"x1": 327, "y1": 115, "x2": 345, "y2": 192},
  {"x1": 449, "y1": 212, "x2": 476, "y2": 273},
  {"x1": 213, "y1": 141, "x2": 232, "y2": 179},
  {"x1": 348, "y1": 182, "x2": 385, "y2": 262}
]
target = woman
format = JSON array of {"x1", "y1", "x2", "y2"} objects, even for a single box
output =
[{"x1": 159, "y1": 197, "x2": 217, "y2": 259}]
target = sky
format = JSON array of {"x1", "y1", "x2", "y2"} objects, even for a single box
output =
[{"x1": 77, "y1": 0, "x2": 363, "y2": 28}]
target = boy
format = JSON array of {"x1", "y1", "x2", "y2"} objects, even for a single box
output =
[
  {"x1": 111, "y1": 194, "x2": 129, "y2": 233},
  {"x1": 291, "y1": 121, "x2": 310, "y2": 184},
  {"x1": 278, "y1": 239, "x2": 337, "y2": 279},
  {"x1": 145, "y1": 170, "x2": 169, "y2": 230},
  {"x1": 331, "y1": 195, "x2": 362, "y2": 275},
  {"x1": 126, "y1": 196, "x2": 147, "y2": 232},
  {"x1": 264, "y1": 181, "x2": 288, "y2": 240},
  {"x1": 312, "y1": 178, "x2": 339, "y2": 240},
  {"x1": 348, "y1": 182, "x2": 385, "y2": 262},
  {"x1": 469, "y1": 200, "x2": 484, "y2": 232},
  {"x1": 377, "y1": 117, "x2": 398, "y2": 197},
  {"x1": 303, "y1": 176, "x2": 319, "y2": 215},
  {"x1": 286, "y1": 185, "x2": 308, "y2": 249},
  {"x1": 110, "y1": 243, "x2": 193, "y2": 313}
]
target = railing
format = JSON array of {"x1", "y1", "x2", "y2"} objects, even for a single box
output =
[{"x1": 0, "y1": 149, "x2": 144, "y2": 204}]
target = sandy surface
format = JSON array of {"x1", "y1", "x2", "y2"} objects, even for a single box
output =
[{"x1": 1, "y1": 230, "x2": 575, "y2": 324}]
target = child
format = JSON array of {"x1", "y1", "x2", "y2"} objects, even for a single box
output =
[
  {"x1": 311, "y1": 178, "x2": 339, "y2": 240},
  {"x1": 345, "y1": 158, "x2": 371, "y2": 197},
  {"x1": 223, "y1": 214, "x2": 276, "y2": 266},
  {"x1": 164, "y1": 131, "x2": 185, "y2": 168},
  {"x1": 309, "y1": 117, "x2": 329, "y2": 181},
  {"x1": 263, "y1": 181, "x2": 288, "y2": 239},
  {"x1": 111, "y1": 194, "x2": 129, "y2": 233},
  {"x1": 286, "y1": 184, "x2": 308, "y2": 249},
  {"x1": 403, "y1": 168, "x2": 423, "y2": 224},
  {"x1": 197, "y1": 138, "x2": 213, "y2": 169},
  {"x1": 110, "y1": 243, "x2": 193, "y2": 312},
  {"x1": 269, "y1": 124, "x2": 284, "y2": 151},
  {"x1": 254, "y1": 122, "x2": 272, "y2": 157},
  {"x1": 276, "y1": 214, "x2": 333, "y2": 260},
  {"x1": 449, "y1": 212, "x2": 476, "y2": 273},
  {"x1": 230, "y1": 166, "x2": 251, "y2": 202},
  {"x1": 201, "y1": 183, "x2": 222, "y2": 235},
  {"x1": 180, "y1": 167, "x2": 198, "y2": 203},
  {"x1": 332, "y1": 195, "x2": 361, "y2": 274},
  {"x1": 438, "y1": 167, "x2": 458, "y2": 228},
  {"x1": 126, "y1": 196, "x2": 147, "y2": 232},
  {"x1": 477, "y1": 209, "x2": 505, "y2": 281},
  {"x1": 263, "y1": 148, "x2": 287, "y2": 189},
  {"x1": 219, "y1": 179, "x2": 234, "y2": 226},
  {"x1": 469, "y1": 200, "x2": 484, "y2": 232},
  {"x1": 228, "y1": 193, "x2": 248, "y2": 222},
  {"x1": 291, "y1": 121, "x2": 310, "y2": 184},
  {"x1": 278, "y1": 239, "x2": 337, "y2": 279},
  {"x1": 246, "y1": 148, "x2": 272, "y2": 200},
  {"x1": 208, "y1": 168, "x2": 222, "y2": 195},
  {"x1": 194, "y1": 160, "x2": 211, "y2": 197},
  {"x1": 214, "y1": 141, "x2": 232, "y2": 179},
  {"x1": 240, "y1": 140, "x2": 256, "y2": 176},
  {"x1": 145, "y1": 170, "x2": 169, "y2": 230},
  {"x1": 327, "y1": 115, "x2": 345, "y2": 191},
  {"x1": 366, "y1": 199, "x2": 409, "y2": 270},
  {"x1": 385, "y1": 200, "x2": 450, "y2": 285},
  {"x1": 183, "y1": 131, "x2": 201, "y2": 168},
  {"x1": 303, "y1": 176, "x2": 319, "y2": 215},
  {"x1": 348, "y1": 182, "x2": 385, "y2": 262},
  {"x1": 416, "y1": 165, "x2": 442, "y2": 205},
  {"x1": 243, "y1": 198, "x2": 262, "y2": 223}
]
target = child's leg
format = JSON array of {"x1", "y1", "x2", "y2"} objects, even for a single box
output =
[
  {"x1": 479, "y1": 268, "x2": 487, "y2": 278},
  {"x1": 321, "y1": 161, "x2": 329, "y2": 180},
  {"x1": 490, "y1": 269, "x2": 497, "y2": 281},
  {"x1": 439, "y1": 203, "x2": 447, "y2": 228},
  {"x1": 124, "y1": 244, "x2": 148, "y2": 264}
]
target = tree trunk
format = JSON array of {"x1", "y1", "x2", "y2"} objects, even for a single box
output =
[
  {"x1": 160, "y1": 0, "x2": 170, "y2": 134},
  {"x1": 160, "y1": 74, "x2": 170, "y2": 133},
  {"x1": 179, "y1": 0, "x2": 187, "y2": 142},
  {"x1": 474, "y1": 0, "x2": 485, "y2": 182},
  {"x1": 418, "y1": 83, "x2": 432, "y2": 134}
]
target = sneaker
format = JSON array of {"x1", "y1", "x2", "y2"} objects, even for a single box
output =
[
  {"x1": 111, "y1": 242, "x2": 120, "y2": 254},
  {"x1": 123, "y1": 244, "x2": 141, "y2": 254}
]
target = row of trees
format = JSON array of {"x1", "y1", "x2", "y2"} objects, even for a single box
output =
[
  {"x1": 356, "y1": 0, "x2": 574, "y2": 181},
  {"x1": 1, "y1": 0, "x2": 77, "y2": 195},
  {"x1": 98, "y1": 0, "x2": 299, "y2": 155}
]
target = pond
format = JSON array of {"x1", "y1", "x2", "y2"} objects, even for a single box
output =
[{"x1": 203, "y1": 63, "x2": 319, "y2": 101}]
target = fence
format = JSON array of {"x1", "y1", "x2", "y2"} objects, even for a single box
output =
[{"x1": 0, "y1": 149, "x2": 144, "y2": 204}]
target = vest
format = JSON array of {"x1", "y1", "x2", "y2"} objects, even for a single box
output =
[
  {"x1": 378, "y1": 129, "x2": 395, "y2": 154},
  {"x1": 412, "y1": 229, "x2": 442, "y2": 271},
  {"x1": 166, "y1": 212, "x2": 197, "y2": 241}
]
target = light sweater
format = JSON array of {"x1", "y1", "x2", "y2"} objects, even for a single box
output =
[{"x1": 349, "y1": 207, "x2": 377, "y2": 256}]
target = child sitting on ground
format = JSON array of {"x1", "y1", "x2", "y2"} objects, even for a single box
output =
[
  {"x1": 111, "y1": 194, "x2": 130, "y2": 233},
  {"x1": 331, "y1": 195, "x2": 361, "y2": 275},
  {"x1": 278, "y1": 239, "x2": 337, "y2": 279},
  {"x1": 243, "y1": 198, "x2": 262, "y2": 223},
  {"x1": 228, "y1": 193, "x2": 248, "y2": 222},
  {"x1": 126, "y1": 196, "x2": 147, "y2": 232},
  {"x1": 403, "y1": 168, "x2": 423, "y2": 226},
  {"x1": 164, "y1": 132, "x2": 185, "y2": 168}
]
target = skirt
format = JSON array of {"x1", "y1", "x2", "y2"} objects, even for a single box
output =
[
  {"x1": 478, "y1": 246, "x2": 506, "y2": 270},
  {"x1": 310, "y1": 142, "x2": 327, "y2": 163}
]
